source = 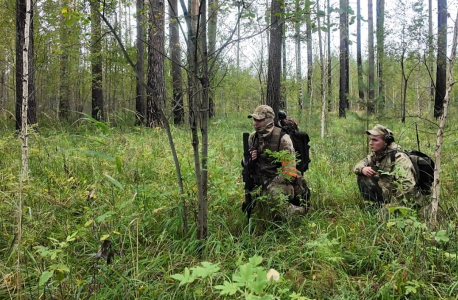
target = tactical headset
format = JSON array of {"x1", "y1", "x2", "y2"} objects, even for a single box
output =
[{"x1": 384, "y1": 130, "x2": 395, "y2": 145}]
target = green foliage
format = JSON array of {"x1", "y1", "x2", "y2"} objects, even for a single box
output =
[
  {"x1": 1, "y1": 114, "x2": 458, "y2": 299},
  {"x1": 172, "y1": 255, "x2": 313, "y2": 299}
]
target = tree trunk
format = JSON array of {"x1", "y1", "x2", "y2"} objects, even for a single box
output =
[
  {"x1": 295, "y1": 0, "x2": 303, "y2": 110},
  {"x1": 434, "y1": 0, "x2": 447, "y2": 118},
  {"x1": 280, "y1": 22, "x2": 287, "y2": 109},
  {"x1": 428, "y1": 0, "x2": 434, "y2": 106},
  {"x1": 266, "y1": 0, "x2": 284, "y2": 120},
  {"x1": 170, "y1": 0, "x2": 184, "y2": 124},
  {"x1": 317, "y1": 0, "x2": 326, "y2": 138},
  {"x1": 90, "y1": 0, "x2": 104, "y2": 121},
  {"x1": 367, "y1": 0, "x2": 375, "y2": 114},
  {"x1": 356, "y1": 0, "x2": 364, "y2": 107},
  {"x1": 17, "y1": 0, "x2": 32, "y2": 291},
  {"x1": 146, "y1": 0, "x2": 165, "y2": 127},
  {"x1": 376, "y1": 0, "x2": 385, "y2": 107},
  {"x1": 198, "y1": 0, "x2": 210, "y2": 241},
  {"x1": 338, "y1": 0, "x2": 348, "y2": 118},
  {"x1": 136, "y1": 0, "x2": 146, "y2": 125},
  {"x1": 182, "y1": 0, "x2": 206, "y2": 240},
  {"x1": 208, "y1": 0, "x2": 218, "y2": 118},
  {"x1": 306, "y1": 2, "x2": 313, "y2": 108},
  {"x1": 431, "y1": 8, "x2": 458, "y2": 223},
  {"x1": 16, "y1": 0, "x2": 36, "y2": 130},
  {"x1": 59, "y1": 0, "x2": 71, "y2": 121}
]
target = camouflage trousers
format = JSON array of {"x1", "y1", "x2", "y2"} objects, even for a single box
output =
[
  {"x1": 357, "y1": 175, "x2": 429, "y2": 214},
  {"x1": 254, "y1": 175, "x2": 309, "y2": 221},
  {"x1": 357, "y1": 175, "x2": 385, "y2": 206}
]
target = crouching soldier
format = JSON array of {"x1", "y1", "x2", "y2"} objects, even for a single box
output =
[
  {"x1": 242, "y1": 105, "x2": 309, "y2": 223},
  {"x1": 354, "y1": 124, "x2": 420, "y2": 208}
]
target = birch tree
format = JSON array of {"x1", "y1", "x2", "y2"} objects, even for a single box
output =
[
  {"x1": 17, "y1": 0, "x2": 32, "y2": 291},
  {"x1": 431, "y1": 8, "x2": 458, "y2": 223},
  {"x1": 16, "y1": 0, "x2": 36, "y2": 130}
]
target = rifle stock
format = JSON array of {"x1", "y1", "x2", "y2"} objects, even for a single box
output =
[{"x1": 242, "y1": 132, "x2": 255, "y2": 219}]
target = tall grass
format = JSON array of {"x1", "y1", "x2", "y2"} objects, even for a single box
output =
[{"x1": 1, "y1": 112, "x2": 458, "y2": 299}]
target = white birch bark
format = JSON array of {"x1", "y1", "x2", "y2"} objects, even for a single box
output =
[
  {"x1": 431, "y1": 10, "x2": 458, "y2": 223},
  {"x1": 18, "y1": 0, "x2": 31, "y2": 291}
]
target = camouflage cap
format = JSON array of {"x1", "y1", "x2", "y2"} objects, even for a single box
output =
[
  {"x1": 366, "y1": 124, "x2": 393, "y2": 137},
  {"x1": 247, "y1": 105, "x2": 275, "y2": 120}
]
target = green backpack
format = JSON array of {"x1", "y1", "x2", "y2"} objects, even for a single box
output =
[{"x1": 391, "y1": 150, "x2": 435, "y2": 195}]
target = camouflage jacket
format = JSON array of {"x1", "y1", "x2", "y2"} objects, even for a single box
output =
[
  {"x1": 249, "y1": 126, "x2": 295, "y2": 186},
  {"x1": 354, "y1": 143, "x2": 418, "y2": 203}
]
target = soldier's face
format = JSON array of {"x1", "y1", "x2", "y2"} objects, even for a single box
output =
[
  {"x1": 369, "y1": 135, "x2": 387, "y2": 153},
  {"x1": 252, "y1": 118, "x2": 267, "y2": 131}
]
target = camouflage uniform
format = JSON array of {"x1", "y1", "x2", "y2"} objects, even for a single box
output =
[
  {"x1": 246, "y1": 105, "x2": 305, "y2": 220},
  {"x1": 354, "y1": 125, "x2": 420, "y2": 207}
]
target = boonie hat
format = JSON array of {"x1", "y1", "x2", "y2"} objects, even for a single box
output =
[
  {"x1": 366, "y1": 124, "x2": 393, "y2": 137},
  {"x1": 248, "y1": 105, "x2": 275, "y2": 120}
]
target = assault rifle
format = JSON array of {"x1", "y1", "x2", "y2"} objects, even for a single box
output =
[{"x1": 242, "y1": 132, "x2": 256, "y2": 220}]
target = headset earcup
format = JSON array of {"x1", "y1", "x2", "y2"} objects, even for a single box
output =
[{"x1": 385, "y1": 134, "x2": 394, "y2": 144}]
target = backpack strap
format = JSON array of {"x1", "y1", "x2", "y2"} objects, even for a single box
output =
[{"x1": 278, "y1": 128, "x2": 286, "y2": 151}]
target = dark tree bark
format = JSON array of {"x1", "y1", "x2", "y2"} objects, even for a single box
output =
[
  {"x1": 90, "y1": 0, "x2": 104, "y2": 121},
  {"x1": 59, "y1": 0, "x2": 70, "y2": 120},
  {"x1": 376, "y1": 0, "x2": 385, "y2": 107},
  {"x1": 266, "y1": 0, "x2": 284, "y2": 120},
  {"x1": 146, "y1": 0, "x2": 165, "y2": 127},
  {"x1": 135, "y1": 0, "x2": 146, "y2": 124},
  {"x1": 169, "y1": 0, "x2": 184, "y2": 124},
  {"x1": 356, "y1": 0, "x2": 364, "y2": 106},
  {"x1": 295, "y1": 0, "x2": 303, "y2": 110},
  {"x1": 280, "y1": 21, "x2": 287, "y2": 109},
  {"x1": 338, "y1": 0, "x2": 348, "y2": 118},
  {"x1": 367, "y1": 0, "x2": 375, "y2": 114},
  {"x1": 16, "y1": 0, "x2": 36, "y2": 130},
  {"x1": 428, "y1": 0, "x2": 434, "y2": 103},
  {"x1": 198, "y1": 0, "x2": 210, "y2": 242},
  {"x1": 208, "y1": 0, "x2": 218, "y2": 118},
  {"x1": 434, "y1": 0, "x2": 447, "y2": 118}
]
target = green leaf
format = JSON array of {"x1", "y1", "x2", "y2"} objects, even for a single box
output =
[
  {"x1": 77, "y1": 150, "x2": 115, "y2": 161},
  {"x1": 239, "y1": 263, "x2": 255, "y2": 283},
  {"x1": 191, "y1": 262, "x2": 220, "y2": 278},
  {"x1": 170, "y1": 273, "x2": 185, "y2": 282},
  {"x1": 66, "y1": 231, "x2": 78, "y2": 242},
  {"x1": 434, "y1": 230, "x2": 450, "y2": 243},
  {"x1": 103, "y1": 173, "x2": 124, "y2": 190},
  {"x1": 248, "y1": 255, "x2": 263, "y2": 267},
  {"x1": 214, "y1": 281, "x2": 241, "y2": 295},
  {"x1": 181, "y1": 267, "x2": 195, "y2": 285},
  {"x1": 39, "y1": 270, "x2": 54, "y2": 286},
  {"x1": 79, "y1": 114, "x2": 110, "y2": 134},
  {"x1": 96, "y1": 211, "x2": 113, "y2": 222}
]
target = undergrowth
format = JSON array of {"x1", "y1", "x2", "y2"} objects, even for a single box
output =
[{"x1": 1, "y1": 112, "x2": 458, "y2": 300}]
